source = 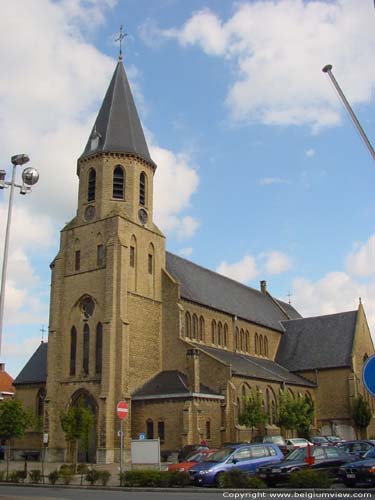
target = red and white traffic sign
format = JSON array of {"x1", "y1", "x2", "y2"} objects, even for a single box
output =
[{"x1": 117, "y1": 401, "x2": 129, "y2": 420}]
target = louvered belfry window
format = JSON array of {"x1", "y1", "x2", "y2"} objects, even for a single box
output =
[
  {"x1": 113, "y1": 166, "x2": 125, "y2": 199},
  {"x1": 83, "y1": 324, "x2": 90, "y2": 375},
  {"x1": 87, "y1": 168, "x2": 96, "y2": 202},
  {"x1": 70, "y1": 327, "x2": 77, "y2": 376},
  {"x1": 140, "y1": 172, "x2": 146, "y2": 205}
]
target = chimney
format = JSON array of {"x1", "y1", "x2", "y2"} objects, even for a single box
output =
[
  {"x1": 260, "y1": 280, "x2": 267, "y2": 294},
  {"x1": 186, "y1": 348, "x2": 200, "y2": 393}
]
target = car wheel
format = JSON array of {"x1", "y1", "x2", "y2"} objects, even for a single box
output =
[{"x1": 215, "y1": 472, "x2": 226, "y2": 488}]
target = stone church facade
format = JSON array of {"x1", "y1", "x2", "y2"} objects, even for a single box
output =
[{"x1": 14, "y1": 57, "x2": 375, "y2": 463}]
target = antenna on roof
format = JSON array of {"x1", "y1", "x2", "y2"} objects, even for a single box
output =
[
  {"x1": 115, "y1": 25, "x2": 127, "y2": 62},
  {"x1": 322, "y1": 64, "x2": 375, "y2": 163}
]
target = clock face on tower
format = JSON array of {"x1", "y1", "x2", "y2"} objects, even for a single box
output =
[
  {"x1": 138, "y1": 208, "x2": 148, "y2": 225},
  {"x1": 84, "y1": 205, "x2": 96, "y2": 222}
]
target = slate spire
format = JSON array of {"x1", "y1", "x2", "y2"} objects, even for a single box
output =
[{"x1": 80, "y1": 60, "x2": 155, "y2": 168}]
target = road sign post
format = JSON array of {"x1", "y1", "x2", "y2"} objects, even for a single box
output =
[{"x1": 117, "y1": 401, "x2": 129, "y2": 478}]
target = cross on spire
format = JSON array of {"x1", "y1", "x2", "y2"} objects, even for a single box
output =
[
  {"x1": 115, "y1": 25, "x2": 127, "y2": 61},
  {"x1": 287, "y1": 291, "x2": 293, "y2": 305},
  {"x1": 40, "y1": 325, "x2": 46, "y2": 343}
]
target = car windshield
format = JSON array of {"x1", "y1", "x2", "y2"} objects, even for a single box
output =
[
  {"x1": 205, "y1": 447, "x2": 234, "y2": 462},
  {"x1": 264, "y1": 436, "x2": 284, "y2": 445},
  {"x1": 186, "y1": 452, "x2": 203, "y2": 462},
  {"x1": 286, "y1": 448, "x2": 306, "y2": 461},
  {"x1": 363, "y1": 448, "x2": 375, "y2": 459},
  {"x1": 312, "y1": 437, "x2": 328, "y2": 443}
]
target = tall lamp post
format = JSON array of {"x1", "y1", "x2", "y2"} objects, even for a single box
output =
[{"x1": 0, "y1": 154, "x2": 39, "y2": 356}]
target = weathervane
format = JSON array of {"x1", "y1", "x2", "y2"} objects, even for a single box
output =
[{"x1": 115, "y1": 25, "x2": 127, "y2": 61}]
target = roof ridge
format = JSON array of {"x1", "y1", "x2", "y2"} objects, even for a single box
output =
[{"x1": 282, "y1": 309, "x2": 357, "y2": 324}]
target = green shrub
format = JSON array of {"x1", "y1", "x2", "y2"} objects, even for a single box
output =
[
  {"x1": 288, "y1": 470, "x2": 333, "y2": 488},
  {"x1": 48, "y1": 469, "x2": 59, "y2": 485},
  {"x1": 77, "y1": 464, "x2": 89, "y2": 485},
  {"x1": 120, "y1": 470, "x2": 171, "y2": 487},
  {"x1": 8, "y1": 470, "x2": 27, "y2": 483},
  {"x1": 98, "y1": 470, "x2": 111, "y2": 486},
  {"x1": 85, "y1": 468, "x2": 100, "y2": 485},
  {"x1": 247, "y1": 476, "x2": 267, "y2": 489},
  {"x1": 59, "y1": 468, "x2": 74, "y2": 485},
  {"x1": 167, "y1": 470, "x2": 190, "y2": 487},
  {"x1": 218, "y1": 469, "x2": 267, "y2": 489},
  {"x1": 0, "y1": 470, "x2": 5, "y2": 481},
  {"x1": 29, "y1": 469, "x2": 42, "y2": 483},
  {"x1": 59, "y1": 463, "x2": 75, "y2": 474}
]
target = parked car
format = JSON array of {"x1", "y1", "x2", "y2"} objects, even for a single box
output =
[
  {"x1": 168, "y1": 449, "x2": 217, "y2": 472},
  {"x1": 178, "y1": 444, "x2": 208, "y2": 462},
  {"x1": 188, "y1": 443, "x2": 284, "y2": 486},
  {"x1": 338, "y1": 440, "x2": 375, "y2": 460},
  {"x1": 338, "y1": 446, "x2": 375, "y2": 487},
  {"x1": 310, "y1": 436, "x2": 331, "y2": 447},
  {"x1": 257, "y1": 445, "x2": 352, "y2": 487},
  {"x1": 324, "y1": 435, "x2": 345, "y2": 445},
  {"x1": 252, "y1": 435, "x2": 288, "y2": 455},
  {"x1": 285, "y1": 438, "x2": 313, "y2": 452},
  {"x1": 0, "y1": 444, "x2": 4, "y2": 460}
]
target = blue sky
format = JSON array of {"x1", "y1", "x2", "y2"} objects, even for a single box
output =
[{"x1": 1, "y1": 0, "x2": 375, "y2": 377}]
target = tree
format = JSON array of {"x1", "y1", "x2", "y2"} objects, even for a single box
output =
[
  {"x1": 277, "y1": 391, "x2": 297, "y2": 435},
  {"x1": 352, "y1": 395, "x2": 372, "y2": 438},
  {"x1": 238, "y1": 389, "x2": 268, "y2": 438},
  {"x1": 60, "y1": 403, "x2": 94, "y2": 468},
  {"x1": 277, "y1": 392, "x2": 314, "y2": 438},
  {"x1": 0, "y1": 399, "x2": 33, "y2": 478}
]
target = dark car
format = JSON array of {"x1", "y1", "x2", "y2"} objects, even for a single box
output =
[
  {"x1": 178, "y1": 444, "x2": 208, "y2": 462},
  {"x1": 338, "y1": 440, "x2": 375, "y2": 460},
  {"x1": 310, "y1": 436, "x2": 331, "y2": 447},
  {"x1": 324, "y1": 435, "x2": 345, "y2": 445},
  {"x1": 252, "y1": 435, "x2": 288, "y2": 455},
  {"x1": 257, "y1": 445, "x2": 352, "y2": 487},
  {"x1": 339, "y1": 446, "x2": 375, "y2": 487},
  {"x1": 189, "y1": 443, "x2": 284, "y2": 486}
]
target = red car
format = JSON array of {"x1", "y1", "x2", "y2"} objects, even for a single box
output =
[{"x1": 168, "y1": 449, "x2": 217, "y2": 472}]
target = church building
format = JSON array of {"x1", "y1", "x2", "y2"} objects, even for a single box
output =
[{"x1": 13, "y1": 54, "x2": 375, "y2": 463}]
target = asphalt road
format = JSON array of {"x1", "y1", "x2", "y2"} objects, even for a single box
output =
[{"x1": 1, "y1": 486, "x2": 375, "y2": 500}]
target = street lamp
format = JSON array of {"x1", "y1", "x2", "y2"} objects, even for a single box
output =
[{"x1": 0, "y1": 154, "x2": 39, "y2": 356}]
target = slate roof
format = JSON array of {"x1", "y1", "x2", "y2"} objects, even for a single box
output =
[
  {"x1": 132, "y1": 370, "x2": 223, "y2": 399},
  {"x1": 166, "y1": 252, "x2": 301, "y2": 332},
  {"x1": 80, "y1": 61, "x2": 155, "y2": 168},
  {"x1": 13, "y1": 342, "x2": 47, "y2": 386},
  {"x1": 276, "y1": 311, "x2": 357, "y2": 371},
  {"x1": 198, "y1": 345, "x2": 315, "y2": 387}
]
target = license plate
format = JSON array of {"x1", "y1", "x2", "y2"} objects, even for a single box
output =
[
  {"x1": 346, "y1": 474, "x2": 356, "y2": 479},
  {"x1": 271, "y1": 469, "x2": 279, "y2": 473}
]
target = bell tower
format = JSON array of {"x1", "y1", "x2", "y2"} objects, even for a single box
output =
[{"x1": 45, "y1": 54, "x2": 165, "y2": 464}]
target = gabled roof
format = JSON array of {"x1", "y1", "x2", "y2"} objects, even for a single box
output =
[
  {"x1": 276, "y1": 310, "x2": 357, "y2": 371},
  {"x1": 13, "y1": 342, "x2": 47, "y2": 386},
  {"x1": 166, "y1": 252, "x2": 301, "y2": 332},
  {"x1": 198, "y1": 345, "x2": 315, "y2": 387},
  {"x1": 80, "y1": 60, "x2": 155, "y2": 168},
  {"x1": 132, "y1": 370, "x2": 223, "y2": 400}
]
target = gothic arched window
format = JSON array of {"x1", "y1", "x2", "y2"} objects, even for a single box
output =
[
  {"x1": 199, "y1": 316, "x2": 204, "y2": 341},
  {"x1": 140, "y1": 172, "x2": 147, "y2": 206},
  {"x1": 70, "y1": 326, "x2": 77, "y2": 376},
  {"x1": 255, "y1": 333, "x2": 259, "y2": 355},
  {"x1": 218, "y1": 322, "x2": 223, "y2": 346},
  {"x1": 259, "y1": 335, "x2": 264, "y2": 356},
  {"x1": 240, "y1": 329, "x2": 244, "y2": 351},
  {"x1": 235, "y1": 327, "x2": 239, "y2": 350},
  {"x1": 224, "y1": 323, "x2": 228, "y2": 347},
  {"x1": 113, "y1": 165, "x2": 125, "y2": 199},
  {"x1": 36, "y1": 388, "x2": 46, "y2": 418},
  {"x1": 245, "y1": 331, "x2": 249, "y2": 353},
  {"x1": 192, "y1": 314, "x2": 198, "y2": 340},
  {"x1": 264, "y1": 336, "x2": 269, "y2": 358},
  {"x1": 185, "y1": 312, "x2": 191, "y2": 338},
  {"x1": 87, "y1": 168, "x2": 96, "y2": 202},
  {"x1": 211, "y1": 320, "x2": 216, "y2": 344},
  {"x1": 83, "y1": 324, "x2": 90, "y2": 375},
  {"x1": 95, "y1": 323, "x2": 103, "y2": 375}
]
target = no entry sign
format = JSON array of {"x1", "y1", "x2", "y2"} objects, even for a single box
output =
[{"x1": 117, "y1": 401, "x2": 129, "y2": 420}]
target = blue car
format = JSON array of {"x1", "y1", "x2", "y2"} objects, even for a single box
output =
[{"x1": 188, "y1": 443, "x2": 284, "y2": 486}]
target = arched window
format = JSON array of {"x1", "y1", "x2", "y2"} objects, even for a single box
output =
[
  {"x1": 235, "y1": 327, "x2": 239, "y2": 350},
  {"x1": 266, "y1": 388, "x2": 271, "y2": 422},
  {"x1": 211, "y1": 320, "x2": 216, "y2": 344},
  {"x1": 264, "y1": 336, "x2": 269, "y2": 358},
  {"x1": 224, "y1": 324, "x2": 228, "y2": 347},
  {"x1": 146, "y1": 419, "x2": 154, "y2": 439},
  {"x1": 95, "y1": 323, "x2": 103, "y2": 375},
  {"x1": 185, "y1": 312, "x2": 191, "y2": 338},
  {"x1": 218, "y1": 322, "x2": 222, "y2": 346},
  {"x1": 36, "y1": 388, "x2": 46, "y2": 418},
  {"x1": 242, "y1": 385, "x2": 246, "y2": 404},
  {"x1": 259, "y1": 335, "x2": 264, "y2": 356},
  {"x1": 240, "y1": 329, "x2": 244, "y2": 351},
  {"x1": 87, "y1": 168, "x2": 96, "y2": 202},
  {"x1": 245, "y1": 331, "x2": 249, "y2": 353},
  {"x1": 199, "y1": 316, "x2": 204, "y2": 341},
  {"x1": 70, "y1": 326, "x2": 77, "y2": 376},
  {"x1": 255, "y1": 333, "x2": 258, "y2": 354},
  {"x1": 192, "y1": 314, "x2": 198, "y2": 340},
  {"x1": 83, "y1": 324, "x2": 90, "y2": 375},
  {"x1": 113, "y1": 165, "x2": 125, "y2": 199},
  {"x1": 140, "y1": 172, "x2": 147, "y2": 206}
]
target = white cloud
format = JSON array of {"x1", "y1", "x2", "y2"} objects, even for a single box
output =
[
  {"x1": 217, "y1": 255, "x2": 259, "y2": 283},
  {"x1": 346, "y1": 234, "x2": 375, "y2": 277},
  {"x1": 262, "y1": 251, "x2": 293, "y2": 275},
  {"x1": 259, "y1": 177, "x2": 290, "y2": 186},
  {"x1": 305, "y1": 148, "x2": 315, "y2": 157},
  {"x1": 157, "y1": 0, "x2": 375, "y2": 131}
]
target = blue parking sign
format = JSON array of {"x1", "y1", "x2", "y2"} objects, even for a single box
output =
[
  {"x1": 363, "y1": 355, "x2": 375, "y2": 397},
  {"x1": 139, "y1": 432, "x2": 146, "y2": 440}
]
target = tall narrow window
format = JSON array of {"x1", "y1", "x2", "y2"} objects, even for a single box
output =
[
  {"x1": 218, "y1": 322, "x2": 222, "y2": 346},
  {"x1": 211, "y1": 320, "x2": 216, "y2": 344},
  {"x1": 113, "y1": 166, "x2": 125, "y2": 199},
  {"x1": 255, "y1": 333, "x2": 259, "y2": 354},
  {"x1": 259, "y1": 335, "x2": 264, "y2": 356},
  {"x1": 140, "y1": 172, "x2": 147, "y2": 206},
  {"x1": 70, "y1": 326, "x2": 77, "y2": 376},
  {"x1": 97, "y1": 244, "x2": 105, "y2": 267},
  {"x1": 224, "y1": 324, "x2": 228, "y2": 347},
  {"x1": 75, "y1": 250, "x2": 81, "y2": 271},
  {"x1": 95, "y1": 323, "x2": 103, "y2": 375},
  {"x1": 36, "y1": 388, "x2": 46, "y2": 418},
  {"x1": 264, "y1": 337, "x2": 269, "y2": 358},
  {"x1": 192, "y1": 314, "x2": 198, "y2": 340},
  {"x1": 245, "y1": 331, "x2": 249, "y2": 353},
  {"x1": 235, "y1": 327, "x2": 239, "y2": 350},
  {"x1": 83, "y1": 324, "x2": 90, "y2": 375},
  {"x1": 146, "y1": 419, "x2": 154, "y2": 439},
  {"x1": 199, "y1": 316, "x2": 205, "y2": 341},
  {"x1": 240, "y1": 329, "x2": 244, "y2": 351},
  {"x1": 185, "y1": 312, "x2": 191, "y2": 338},
  {"x1": 206, "y1": 420, "x2": 211, "y2": 439},
  {"x1": 130, "y1": 246, "x2": 135, "y2": 267},
  {"x1": 87, "y1": 168, "x2": 96, "y2": 202},
  {"x1": 158, "y1": 421, "x2": 165, "y2": 442},
  {"x1": 148, "y1": 253, "x2": 153, "y2": 274}
]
